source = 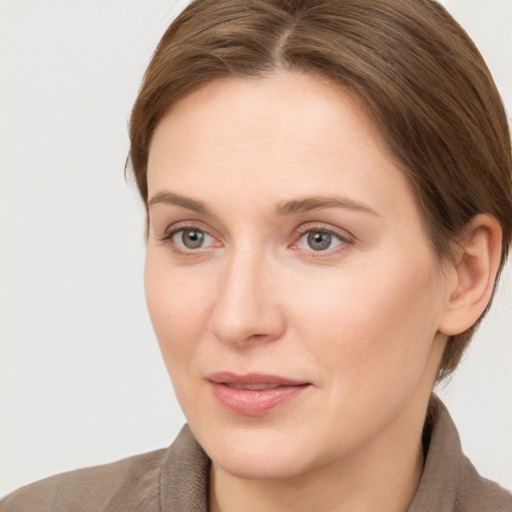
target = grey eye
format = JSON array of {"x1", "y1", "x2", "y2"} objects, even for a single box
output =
[
  {"x1": 306, "y1": 231, "x2": 333, "y2": 251},
  {"x1": 297, "y1": 229, "x2": 345, "y2": 252},
  {"x1": 180, "y1": 229, "x2": 205, "y2": 249}
]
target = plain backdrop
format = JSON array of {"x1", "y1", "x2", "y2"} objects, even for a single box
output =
[{"x1": 1, "y1": 0, "x2": 511, "y2": 497}]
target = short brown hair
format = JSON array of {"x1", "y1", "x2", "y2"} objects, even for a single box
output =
[{"x1": 129, "y1": 0, "x2": 512, "y2": 380}]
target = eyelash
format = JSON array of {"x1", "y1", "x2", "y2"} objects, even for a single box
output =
[
  {"x1": 291, "y1": 223, "x2": 354, "y2": 256},
  {"x1": 159, "y1": 222, "x2": 354, "y2": 257},
  {"x1": 160, "y1": 222, "x2": 219, "y2": 256}
]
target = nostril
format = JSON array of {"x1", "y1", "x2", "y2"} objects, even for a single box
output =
[{"x1": 208, "y1": 263, "x2": 286, "y2": 346}]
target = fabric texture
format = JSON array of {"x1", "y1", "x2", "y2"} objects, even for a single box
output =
[{"x1": 1, "y1": 397, "x2": 511, "y2": 511}]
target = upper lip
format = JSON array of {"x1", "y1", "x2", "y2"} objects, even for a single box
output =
[{"x1": 207, "y1": 372, "x2": 309, "y2": 387}]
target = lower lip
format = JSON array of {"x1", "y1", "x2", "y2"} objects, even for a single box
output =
[{"x1": 209, "y1": 382, "x2": 310, "y2": 416}]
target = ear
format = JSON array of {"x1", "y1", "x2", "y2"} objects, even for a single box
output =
[{"x1": 439, "y1": 214, "x2": 503, "y2": 336}]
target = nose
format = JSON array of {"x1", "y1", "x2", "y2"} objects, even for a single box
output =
[{"x1": 208, "y1": 248, "x2": 286, "y2": 346}]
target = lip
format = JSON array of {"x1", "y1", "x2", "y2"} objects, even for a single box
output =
[{"x1": 207, "y1": 372, "x2": 311, "y2": 416}]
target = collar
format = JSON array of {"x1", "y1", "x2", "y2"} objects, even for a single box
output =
[{"x1": 160, "y1": 396, "x2": 511, "y2": 511}]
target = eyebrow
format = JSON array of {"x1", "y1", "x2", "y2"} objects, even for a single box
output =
[
  {"x1": 148, "y1": 191, "x2": 379, "y2": 217},
  {"x1": 274, "y1": 196, "x2": 379, "y2": 217},
  {"x1": 148, "y1": 191, "x2": 210, "y2": 215}
]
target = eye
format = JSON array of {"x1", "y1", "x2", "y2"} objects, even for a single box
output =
[
  {"x1": 296, "y1": 228, "x2": 349, "y2": 252},
  {"x1": 178, "y1": 229, "x2": 207, "y2": 249},
  {"x1": 167, "y1": 228, "x2": 217, "y2": 251}
]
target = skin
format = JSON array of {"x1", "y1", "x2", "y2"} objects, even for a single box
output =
[{"x1": 144, "y1": 72, "x2": 476, "y2": 512}]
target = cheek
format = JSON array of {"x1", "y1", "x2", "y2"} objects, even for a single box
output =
[
  {"x1": 290, "y1": 258, "x2": 443, "y2": 393},
  {"x1": 144, "y1": 254, "x2": 212, "y2": 374}
]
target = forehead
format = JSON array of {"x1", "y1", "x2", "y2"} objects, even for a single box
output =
[
  {"x1": 152, "y1": 73, "x2": 379, "y2": 150},
  {"x1": 147, "y1": 72, "x2": 417, "y2": 220}
]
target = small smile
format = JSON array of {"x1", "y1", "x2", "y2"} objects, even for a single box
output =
[{"x1": 206, "y1": 372, "x2": 312, "y2": 416}]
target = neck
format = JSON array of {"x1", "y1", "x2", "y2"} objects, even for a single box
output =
[
  {"x1": 209, "y1": 400, "x2": 427, "y2": 512},
  {"x1": 209, "y1": 334, "x2": 447, "y2": 512}
]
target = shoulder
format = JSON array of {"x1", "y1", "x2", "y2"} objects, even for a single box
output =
[
  {"x1": 0, "y1": 425, "x2": 209, "y2": 512},
  {"x1": 455, "y1": 455, "x2": 512, "y2": 512},
  {"x1": 0, "y1": 448, "x2": 167, "y2": 512},
  {"x1": 409, "y1": 396, "x2": 512, "y2": 512}
]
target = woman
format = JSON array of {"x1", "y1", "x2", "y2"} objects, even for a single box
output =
[{"x1": 2, "y1": 0, "x2": 511, "y2": 510}]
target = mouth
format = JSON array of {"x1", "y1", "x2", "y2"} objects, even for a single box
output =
[
  {"x1": 223, "y1": 382, "x2": 285, "y2": 390},
  {"x1": 206, "y1": 372, "x2": 311, "y2": 416}
]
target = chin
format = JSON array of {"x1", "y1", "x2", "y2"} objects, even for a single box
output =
[
  {"x1": 195, "y1": 422, "x2": 321, "y2": 481},
  {"x1": 214, "y1": 447, "x2": 310, "y2": 481}
]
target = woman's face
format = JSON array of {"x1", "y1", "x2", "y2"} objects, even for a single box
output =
[{"x1": 145, "y1": 73, "x2": 452, "y2": 480}]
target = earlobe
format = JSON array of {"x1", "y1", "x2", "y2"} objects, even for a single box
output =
[{"x1": 439, "y1": 214, "x2": 502, "y2": 336}]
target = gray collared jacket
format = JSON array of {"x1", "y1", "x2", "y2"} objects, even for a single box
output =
[{"x1": 1, "y1": 397, "x2": 511, "y2": 511}]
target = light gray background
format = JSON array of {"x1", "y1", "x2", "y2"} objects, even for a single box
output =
[{"x1": 1, "y1": 0, "x2": 511, "y2": 497}]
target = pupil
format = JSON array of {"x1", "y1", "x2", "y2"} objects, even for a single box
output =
[
  {"x1": 182, "y1": 229, "x2": 204, "y2": 249},
  {"x1": 308, "y1": 231, "x2": 331, "y2": 251}
]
